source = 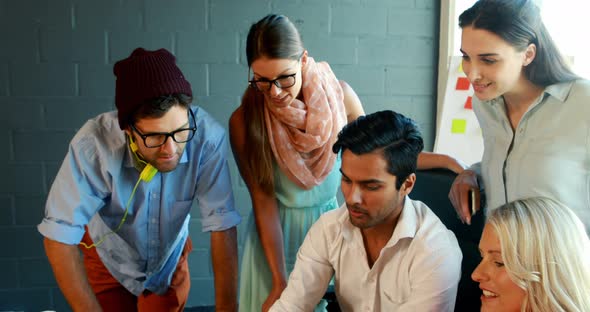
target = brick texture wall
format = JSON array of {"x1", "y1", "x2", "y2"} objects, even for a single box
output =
[{"x1": 0, "y1": 0, "x2": 439, "y2": 310}]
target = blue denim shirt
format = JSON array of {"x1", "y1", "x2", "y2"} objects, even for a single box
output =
[{"x1": 38, "y1": 106, "x2": 241, "y2": 295}]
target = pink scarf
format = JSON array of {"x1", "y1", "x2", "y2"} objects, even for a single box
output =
[{"x1": 264, "y1": 57, "x2": 347, "y2": 190}]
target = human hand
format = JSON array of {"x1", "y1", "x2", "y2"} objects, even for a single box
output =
[
  {"x1": 261, "y1": 284, "x2": 286, "y2": 312},
  {"x1": 449, "y1": 170, "x2": 480, "y2": 225}
]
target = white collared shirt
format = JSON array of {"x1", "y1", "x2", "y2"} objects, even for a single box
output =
[{"x1": 270, "y1": 197, "x2": 462, "y2": 312}]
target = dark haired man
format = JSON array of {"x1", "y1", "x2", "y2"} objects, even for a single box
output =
[
  {"x1": 271, "y1": 110, "x2": 462, "y2": 311},
  {"x1": 38, "y1": 48, "x2": 240, "y2": 311}
]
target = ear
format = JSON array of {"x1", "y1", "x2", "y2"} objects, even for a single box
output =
[
  {"x1": 301, "y1": 49, "x2": 308, "y2": 66},
  {"x1": 124, "y1": 128, "x2": 133, "y2": 140},
  {"x1": 523, "y1": 43, "x2": 536, "y2": 66},
  {"x1": 400, "y1": 173, "x2": 416, "y2": 196},
  {"x1": 125, "y1": 129, "x2": 141, "y2": 154}
]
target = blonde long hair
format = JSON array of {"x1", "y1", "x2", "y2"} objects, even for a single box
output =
[{"x1": 488, "y1": 197, "x2": 590, "y2": 312}]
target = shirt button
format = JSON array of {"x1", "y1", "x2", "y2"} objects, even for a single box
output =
[{"x1": 151, "y1": 218, "x2": 157, "y2": 223}]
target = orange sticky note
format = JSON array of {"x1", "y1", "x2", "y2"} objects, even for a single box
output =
[
  {"x1": 464, "y1": 96, "x2": 473, "y2": 109},
  {"x1": 451, "y1": 119, "x2": 467, "y2": 134},
  {"x1": 455, "y1": 77, "x2": 470, "y2": 90}
]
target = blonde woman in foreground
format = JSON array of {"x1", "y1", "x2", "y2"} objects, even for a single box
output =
[{"x1": 473, "y1": 197, "x2": 590, "y2": 312}]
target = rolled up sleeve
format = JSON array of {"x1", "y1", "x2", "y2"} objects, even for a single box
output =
[{"x1": 195, "y1": 129, "x2": 241, "y2": 232}]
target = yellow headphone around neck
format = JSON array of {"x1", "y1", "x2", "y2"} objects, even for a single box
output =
[
  {"x1": 129, "y1": 135, "x2": 158, "y2": 182},
  {"x1": 79, "y1": 134, "x2": 158, "y2": 249}
]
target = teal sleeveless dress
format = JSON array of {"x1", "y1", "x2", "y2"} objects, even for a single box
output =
[{"x1": 238, "y1": 156, "x2": 342, "y2": 311}]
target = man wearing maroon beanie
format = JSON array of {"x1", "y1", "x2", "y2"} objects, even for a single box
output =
[{"x1": 39, "y1": 48, "x2": 241, "y2": 311}]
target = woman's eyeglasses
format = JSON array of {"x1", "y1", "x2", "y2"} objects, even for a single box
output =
[{"x1": 248, "y1": 73, "x2": 297, "y2": 92}]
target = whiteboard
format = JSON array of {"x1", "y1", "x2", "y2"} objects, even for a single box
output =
[{"x1": 434, "y1": 56, "x2": 483, "y2": 166}]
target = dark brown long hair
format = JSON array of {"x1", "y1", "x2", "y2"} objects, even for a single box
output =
[
  {"x1": 242, "y1": 14, "x2": 304, "y2": 193},
  {"x1": 459, "y1": 0, "x2": 577, "y2": 87}
]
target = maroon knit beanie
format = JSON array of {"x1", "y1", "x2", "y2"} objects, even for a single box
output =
[{"x1": 113, "y1": 47, "x2": 192, "y2": 129}]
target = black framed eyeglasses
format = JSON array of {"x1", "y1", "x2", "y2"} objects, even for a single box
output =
[
  {"x1": 249, "y1": 72, "x2": 297, "y2": 92},
  {"x1": 130, "y1": 109, "x2": 197, "y2": 148}
]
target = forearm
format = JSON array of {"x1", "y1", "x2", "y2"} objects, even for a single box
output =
[
  {"x1": 252, "y1": 199, "x2": 287, "y2": 287},
  {"x1": 211, "y1": 227, "x2": 238, "y2": 311},
  {"x1": 229, "y1": 117, "x2": 288, "y2": 288},
  {"x1": 44, "y1": 237, "x2": 101, "y2": 312},
  {"x1": 270, "y1": 223, "x2": 333, "y2": 312},
  {"x1": 417, "y1": 152, "x2": 465, "y2": 174}
]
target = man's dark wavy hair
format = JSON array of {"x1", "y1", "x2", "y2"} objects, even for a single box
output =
[{"x1": 333, "y1": 110, "x2": 424, "y2": 190}]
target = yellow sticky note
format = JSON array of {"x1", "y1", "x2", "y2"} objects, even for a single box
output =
[
  {"x1": 458, "y1": 62, "x2": 463, "y2": 73},
  {"x1": 451, "y1": 119, "x2": 467, "y2": 134}
]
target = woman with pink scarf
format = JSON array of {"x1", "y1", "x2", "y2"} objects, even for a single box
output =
[{"x1": 230, "y1": 14, "x2": 465, "y2": 312}]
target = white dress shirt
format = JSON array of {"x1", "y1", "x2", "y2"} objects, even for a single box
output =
[{"x1": 270, "y1": 197, "x2": 462, "y2": 312}]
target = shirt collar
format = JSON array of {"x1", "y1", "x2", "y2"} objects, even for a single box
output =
[
  {"x1": 384, "y1": 196, "x2": 418, "y2": 247},
  {"x1": 341, "y1": 207, "x2": 354, "y2": 241},
  {"x1": 487, "y1": 80, "x2": 574, "y2": 107},
  {"x1": 544, "y1": 80, "x2": 574, "y2": 103}
]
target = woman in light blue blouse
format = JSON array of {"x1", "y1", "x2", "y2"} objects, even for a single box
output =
[{"x1": 449, "y1": 0, "x2": 590, "y2": 232}]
